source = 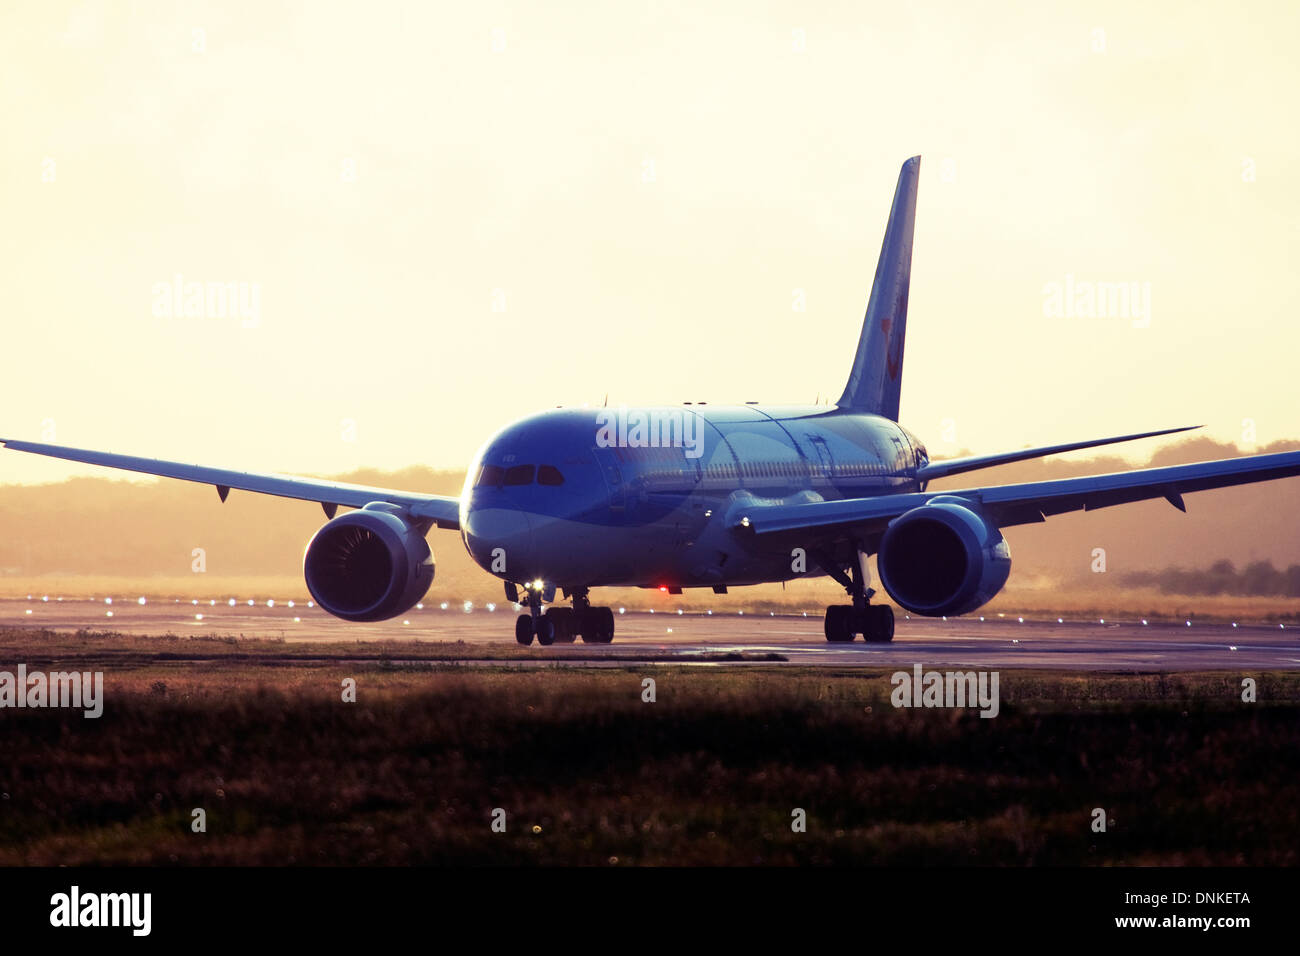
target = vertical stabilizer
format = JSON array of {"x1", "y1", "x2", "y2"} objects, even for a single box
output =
[{"x1": 836, "y1": 156, "x2": 920, "y2": 419}]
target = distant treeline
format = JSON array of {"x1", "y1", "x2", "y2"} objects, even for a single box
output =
[{"x1": 1121, "y1": 560, "x2": 1300, "y2": 597}]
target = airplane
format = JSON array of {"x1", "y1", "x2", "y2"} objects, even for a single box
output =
[{"x1": 7, "y1": 155, "x2": 1300, "y2": 646}]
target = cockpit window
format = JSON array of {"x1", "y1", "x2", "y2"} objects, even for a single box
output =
[
  {"x1": 503, "y1": 464, "x2": 535, "y2": 486},
  {"x1": 475, "y1": 464, "x2": 504, "y2": 487},
  {"x1": 538, "y1": 465, "x2": 564, "y2": 486}
]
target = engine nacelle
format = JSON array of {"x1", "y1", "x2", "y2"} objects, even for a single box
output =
[
  {"x1": 303, "y1": 506, "x2": 434, "y2": 622},
  {"x1": 876, "y1": 498, "x2": 1011, "y2": 616}
]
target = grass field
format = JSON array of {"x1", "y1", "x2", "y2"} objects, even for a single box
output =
[{"x1": 1, "y1": 628, "x2": 1297, "y2": 866}]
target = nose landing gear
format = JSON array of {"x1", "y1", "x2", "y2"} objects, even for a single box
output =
[{"x1": 512, "y1": 585, "x2": 616, "y2": 645}]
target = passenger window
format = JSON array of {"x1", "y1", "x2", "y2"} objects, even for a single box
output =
[
  {"x1": 504, "y1": 464, "x2": 535, "y2": 486},
  {"x1": 476, "y1": 464, "x2": 504, "y2": 487},
  {"x1": 538, "y1": 465, "x2": 564, "y2": 486}
]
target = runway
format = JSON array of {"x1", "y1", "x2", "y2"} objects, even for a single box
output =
[{"x1": 5, "y1": 596, "x2": 1299, "y2": 670}]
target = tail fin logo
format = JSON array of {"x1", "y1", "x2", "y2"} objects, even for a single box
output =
[{"x1": 884, "y1": 286, "x2": 908, "y2": 381}]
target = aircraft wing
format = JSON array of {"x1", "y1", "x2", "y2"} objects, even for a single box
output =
[
  {"x1": 914, "y1": 425, "x2": 1199, "y2": 482},
  {"x1": 0, "y1": 438, "x2": 462, "y2": 529},
  {"x1": 732, "y1": 449, "x2": 1300, "y2": 538}
]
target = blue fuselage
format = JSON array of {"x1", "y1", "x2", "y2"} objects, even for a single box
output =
[{"x1": 459, "y1": 405, "x2": 928, "y2": 590}]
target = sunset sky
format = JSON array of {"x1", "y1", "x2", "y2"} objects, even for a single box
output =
[{"x1": 3, "y1": 1, "x2": 1298, "y2": 485}]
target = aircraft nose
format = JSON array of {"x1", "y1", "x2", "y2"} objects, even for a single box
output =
[{"x1": 462, "y1": 498, "x2": 535, "y2": 576}]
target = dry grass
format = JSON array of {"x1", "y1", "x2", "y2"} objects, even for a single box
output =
[{"x1": 0, "y1": 629, "x2": 1296, "y2": 866}]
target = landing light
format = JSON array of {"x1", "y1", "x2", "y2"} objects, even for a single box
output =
[
  {"x1": 532, "y1": 579, "x2": 543, "y2": 590},
  {"x1": 741, "y1": 516, "x2": 751, "y2": 527},
  {"x1": 138, "y1": 597, "x2": 146, "y2": 605}
]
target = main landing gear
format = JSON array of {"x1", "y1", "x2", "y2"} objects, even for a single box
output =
[
  {"x1": 819, "y1": 550, "x2": 895, "y2": 643},
  {"x1": 514, "y1": 586, "x2": 615, "y2": 646}
]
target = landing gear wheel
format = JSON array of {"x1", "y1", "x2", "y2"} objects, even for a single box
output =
[
  {"x1": 576, "y1": 606, "x2": 615, "y2": 643},
  {"x1": 824, "y1": 605, "x2": 853, "y2": 643},
  {"x1": 863, "y1": 605, "x2": 894, "y2": 643},
  {"x1": 535, "y1": 614, "x2": 556, "y2": 646},
  {"x1": 515, "y1": 613, "x2": 534, "y2": 646},
  {"x1": 547, "y1": 607, "x2": 576, "y2": 643},
  {"x1": 594, "y1": 607, "x2": 615, "y2": 643}
]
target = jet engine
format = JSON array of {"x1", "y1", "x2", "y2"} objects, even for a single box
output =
[
  {"x1": 876, "y1": 497, "x2": 1011, "y2": 616},
  {"x1": 303, "y1": 505, "x2": 434, "y2": 622}
]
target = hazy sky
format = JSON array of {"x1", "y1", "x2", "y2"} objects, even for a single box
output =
[{"x1": 3, "y1": 1, "x2": 1297, "y2": 484}]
